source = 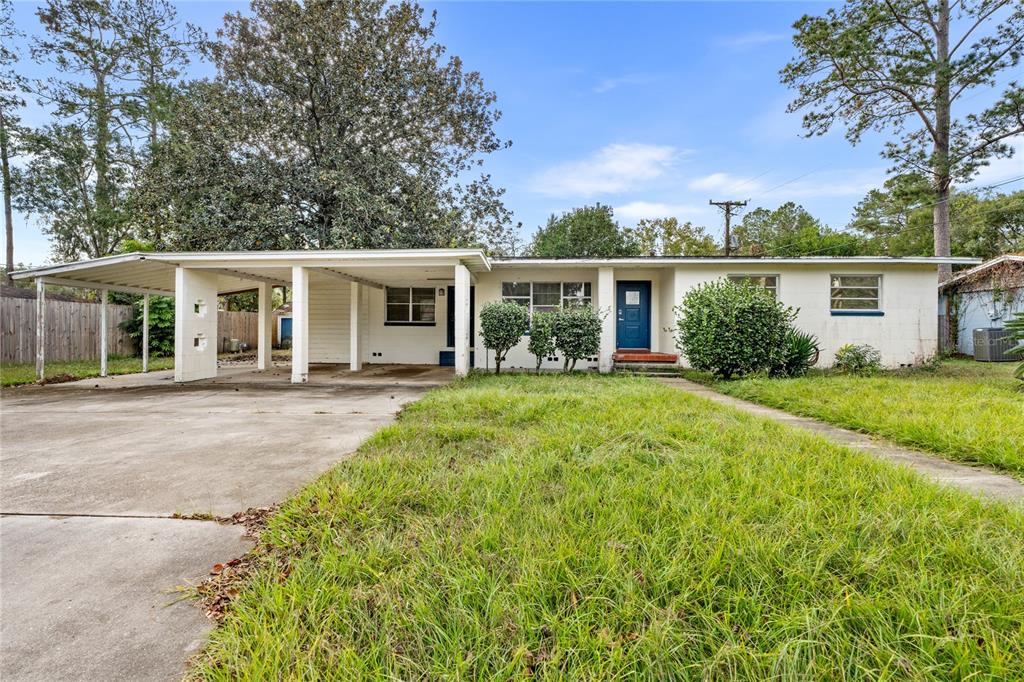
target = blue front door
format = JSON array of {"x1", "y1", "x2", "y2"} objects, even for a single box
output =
[{"x1": 616, "y1": 281, "x2": 651, "y2": 349}]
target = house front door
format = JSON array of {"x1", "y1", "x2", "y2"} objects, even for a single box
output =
[{"x1": 616, "y1": 281, "x2": 651, "y2": 350}]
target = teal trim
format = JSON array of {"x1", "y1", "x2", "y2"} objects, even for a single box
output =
[{"x1": 831, "y1": 310, "x2": 884, "y2": 317}]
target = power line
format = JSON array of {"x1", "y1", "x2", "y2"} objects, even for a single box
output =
[{"x1": 709, "y1": 199, "x2": 748, "y2": 257}]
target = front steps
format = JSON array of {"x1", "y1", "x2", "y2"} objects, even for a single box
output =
[{"x1": 612, "y1": 350, "x2": 682, "y2": 376}]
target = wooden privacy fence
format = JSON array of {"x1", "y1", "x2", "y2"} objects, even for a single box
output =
[
  {"x1": 1, "y1": 294, "x2": 262, "y2": 364},
  {"x1": 1, "y1": 296, "x2": 135, "y2": 364}
]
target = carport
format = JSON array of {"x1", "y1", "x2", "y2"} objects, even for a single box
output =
[{"x1": 12, "y1": 249, "x2": 489, "y2": 383}]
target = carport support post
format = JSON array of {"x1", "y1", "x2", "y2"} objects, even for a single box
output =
[
  {"x1": 349, "y1": 282, "x2": 362, "y2": 371},
  {"x1": 257, "y1": 282, "x2": 272, "y2": 371},
  {"x1": 35, "y1": 278, "x2": 45, "y2": 382},
  {"x1": 598, "y1": 267, "x2": 615, "y2": 373},
  {"x1": 291, "y1": 265, "x2": 309, "y2": 383},
  {"x1": 100, "y1": 288, "x2": 108, "y2": 377},
  {"x1": 142, "y1": 294, "x2": 150, "y2": 373},
  {"x1": 454, "y1": 263, "x2": 470, "y2": 377}
]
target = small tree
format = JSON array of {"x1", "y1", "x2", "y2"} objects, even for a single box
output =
[
  {"x1": 479, "y1": 301, "x2": 528, "y2": 374},
  {"x1": 527, "y1": 310, "x2": 557, "y2": 373},
  {"x1": 675, "y1": 280, "x2": 795, "y2": 379},
  {"x1": 554, "y1": 305, "x2": 602, "y2": 372},
  {"x1": 122, "y1": 295, "x2": 175, "y2": 357}
]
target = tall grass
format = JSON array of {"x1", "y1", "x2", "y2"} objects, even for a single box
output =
[
  {"x1": 192, "y1": 374, "x2": 1024, "y2": 680},
  {"x1": 695, "y1": 360, "x2": 1024, "y2": 476},
  {"x1": 0, "y1": 356, "x2": 175, "y2": 387}
]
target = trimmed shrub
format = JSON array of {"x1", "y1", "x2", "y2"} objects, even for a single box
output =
[
  {"x1": 833, "y1": 343, "x2": 882, "y2": 374},
  {"x1": 674, "y1": 280, "x2": 796, "y2": 379},
  {"x1": 527, "y1": 310, "x2": 557, "y2": 373},
  {"x1": 554, "y1": 305, "x2": 602, "y2": 372},
  {"x1": 776, "y1": 329, "x2": 820, "y2": 377},
  {"x1": 479, "y1": 301, "x2": 528, "y2": 374},
  {"x1": 122, "y1": 295, "x2": 175, "y2": 357}
]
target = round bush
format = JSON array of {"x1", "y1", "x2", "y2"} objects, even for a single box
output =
[
  {"x1": 674, "y1": 280, "x2": 796, "y2": 379},
  {"x1": 833, "y1": 343, "x2": 882, "y2": 374},
  {"x1": 554, "y1": 305, "x2": 602, "y2": 372},
  {"x1": 479, "y1": 301, "x2": 529, "y2": 374}
]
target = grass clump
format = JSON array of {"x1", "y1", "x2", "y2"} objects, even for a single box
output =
[
  {"x1": 192, "y1": 373, "x2": 1024, "y2": 680},
  {"x1": 691, "y1": 359, "x2": 1024, "y2": 476},
  {"x1": 0, "y1": 355, "x2": 175, "y2": 387}
]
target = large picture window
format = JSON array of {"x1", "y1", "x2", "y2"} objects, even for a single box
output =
[
  {"x1": 386, "y1": 286, "x2": 436, "y2": 325},
  {"x1": 501, "y1": 281, "x2": 593, "y2": 315},
  {"x1": 830, "y1": 275, "x2": 881, "y2": 311},
  {"x1": 727, "y1": 274, "x2": 778, "y2": 298}
]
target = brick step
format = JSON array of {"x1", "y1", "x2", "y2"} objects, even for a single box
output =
[{"x1": 612, "y1": 351, "x2": 679, "y2": 363}]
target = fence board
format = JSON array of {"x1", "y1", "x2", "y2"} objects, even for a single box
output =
[
  {"x1": 1, "y1": 295, "x2": 261, "y2": 364},
  {"x1": 1, "y1": 296, "x2": 135, "y2": 364}
]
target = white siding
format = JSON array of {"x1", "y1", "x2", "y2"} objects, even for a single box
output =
[
  {"x1": 308, "y1": 274, "x2": 350, "y2": 363},
  {"x1": 365, "y1": 283, "x2": 448, "y2": 365}
]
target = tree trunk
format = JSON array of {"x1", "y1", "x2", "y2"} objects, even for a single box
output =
[
  {"x1": 494, "y1": 357, "x2": 501, "y2": 375},
  {"x1": 932, "y1": 0, "x2": 953, "y2": 282},
  {"x1": 1, "y1": 109, "x2": 13, "y2": 283}
]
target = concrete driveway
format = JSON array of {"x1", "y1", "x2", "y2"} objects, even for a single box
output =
[{"x1": 1, "y1": 365, "x2": 445, "y2": 681}]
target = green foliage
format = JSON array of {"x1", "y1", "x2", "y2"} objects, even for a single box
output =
[
  {"x1": 675, "y1": 280, "x2": 796, "y2": 379},
  {"x1": 1007, "y1": 313, "x2": 1024, "y2": 381},
  {"x1": 850, "y1": 174, "x2": 1024, "y2": 259},
  {"x1": 478, "y1": 301, "x2": 528, "y2": 374},
  {"x1": 121, "y1": 295, "x2": 175, "y2": 357},
  {"x1": 833, "y1": 343, "x2": 882, "y2": 374},
  {"x1": 530, "y1": 204, "x2": 640, "y2": 258},
  {"x1": 733, "y1": 202, "x2": 865, "y2": 257},
  {"x1": 191, "y1": 373, "x2": 1024, "y2": 679},
  {"x1": 526, "y1": 310, "x2": 557, "y2": 373},
  {"x1": 628, "y1": 217, "x2": 718, "y2": 256},
  {"x1": 552, "y1": 305, "x2": 602, "y2": 372},
  {"x1": 777, "y1": 329, "x2": 820, "y2": 377},
  {"x1": 0, "y1": 355, "x2": 175, "y2": 386},
  {"x1": 147, "y1": 0, "x2": 512, "y2": 253}
]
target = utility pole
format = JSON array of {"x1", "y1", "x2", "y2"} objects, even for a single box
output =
[{"x1": 709, "y1": 200, "x2": 747, "y2": 257}]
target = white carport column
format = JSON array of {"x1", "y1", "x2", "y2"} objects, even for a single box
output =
[
  {"x1": 454, "y1": 263, "x2": 471, "y2": 377},
  {"x1": 349, "y1": 282, "x2": 362, "y2": 371},
  {"x1": 100, "y1": 288, "x2": 109, "y2": 377},
  {"x1": 35, "y1": 279, "x2": 45, "y2": 382},
  {"x1": 291, "y1": 266, "x2": 310, "y2": 384},
  {"x1": 598, "y1": 267, "x2": 615, "y2": 373},
  {"x1": 141, "y1": 294, "x2": 150, "y2": 373},
  {"x1": 257, "y1": 282, "x2": 273, "y2": 371},
  {"x1": 174, "y1": 267, "x2": 219, "y2": 383}
]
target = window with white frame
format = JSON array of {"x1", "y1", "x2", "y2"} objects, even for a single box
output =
[
  {"x1": 830, "y1": 274, "x2": 881, "y2": 310},
  {"x1": 727, "y1": 274, "x2": 778, "y2": 298},
  {"x1": 501, "y1": 281, "x2": 593, "y2": 315},
  {"x1": 385, "y1": 286, "x2": 436, "y2": 324}
]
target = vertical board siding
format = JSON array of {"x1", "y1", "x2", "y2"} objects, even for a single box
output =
[
  {"x1": 1, "y1": 295, "x2": 263, "y2": 364},
  {"x1": 308, "y1": 277, "x2": 350, "y2": 363},
  {"x1": 1, "y1": 297, "x2": 135, "y2": 364}
]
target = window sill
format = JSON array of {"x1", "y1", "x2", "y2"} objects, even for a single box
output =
[
  {"x1": 830, "y1": 310, "x2": 884, "y2": 317},
  {"x1": 385, "y1": 322, "x2": 437, "y2": 327}
]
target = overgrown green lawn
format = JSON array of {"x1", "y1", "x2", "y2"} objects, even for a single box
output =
[
  {"x1": 0, "y1": 356, "x2": 174, "y2": 387},
  {"x1": 689, "y1": 360, "x2": 1023, "y2": 477},
  {"x1": 194, "y1": 374, "x2": 1024, "y2": 680}
]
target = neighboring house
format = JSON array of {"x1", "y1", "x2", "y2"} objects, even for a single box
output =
[
  {"x1": 938, "y1": 254, "x2": 1024, "y2": 356},
  {"x1": 12, "y1": 249, "x2": 976, "y2": 382}
]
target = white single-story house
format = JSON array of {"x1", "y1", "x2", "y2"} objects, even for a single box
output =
[
  {"x1": 938, "y1": 254, "x2": 1024, "y2": 356},
  {"x1": 12, "y1": 249, "x2": 977, "y2": 382}
]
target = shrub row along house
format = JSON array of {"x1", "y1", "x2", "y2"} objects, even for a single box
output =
[{"x1": 12, "y1": 250, "x2": 976, "y2": 381}]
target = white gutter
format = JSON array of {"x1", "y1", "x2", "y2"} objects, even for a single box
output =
[{"x1": 494, "y1": 256, "x2": 982, "y2": 266}]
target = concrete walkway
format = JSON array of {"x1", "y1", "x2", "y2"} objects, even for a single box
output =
[{"x1": 658, "y1": 377, "x2": 1024, "y2": 503}]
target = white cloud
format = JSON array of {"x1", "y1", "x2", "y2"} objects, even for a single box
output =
[
  {"x1": 593, "y1": 74, "x2": 657, "y2": 94},
  {"x1": 688, "y1": 172, "x2": 763, "y2": 195},
  {"x1": 613, "y1": 201, "x2": 712, "y2": 223},
  {"x1": 716, "y1": 31, "x2": 788, "y2": 49},
  {"x1": 969, "y1": 136, "x2": 1024, "y2": 189},
  {"x1": 530, "y1": 143, "x2": 682, "y2": 198},
  {"x1": 688, "y1": 168, "x2": 883, "y2": 202}
]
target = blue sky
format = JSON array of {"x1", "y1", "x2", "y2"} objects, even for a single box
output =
[{"x1": 7, "y1": 0, "x2": 1022, "y2": 264}]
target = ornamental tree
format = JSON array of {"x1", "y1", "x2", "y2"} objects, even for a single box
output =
[
  {"x1": 527, "y1": 310, "x2": 557, "y2": 373},
  {"x1": 554, "y1": 305, "x2": 602, "y2": 372},
  {"x1": 479, "y1": 301, "x2": 528, "y2": 374}
]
